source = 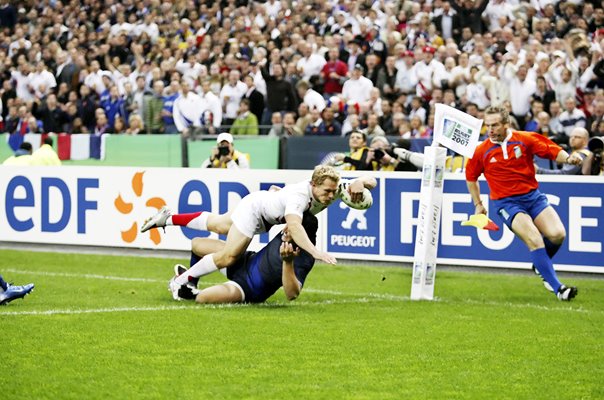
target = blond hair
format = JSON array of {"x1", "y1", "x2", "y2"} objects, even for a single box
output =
[
  {"x1": 484, "y1": 106, "x2": 510, "y2": 124},
  {"x1": 311, "y1": 165, "x2": 340, "y2": 186}
]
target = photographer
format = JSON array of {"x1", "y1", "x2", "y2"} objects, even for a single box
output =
[
  {"x1": 365, "y1": 136, "x2": 425, "y2": 172},
  {"x1": 367, "y1": 136, "x2": 400, "y2": 171},
  {"x1": 582, "y1": 137, "x2": 604, "y2": 176},
  {"x1": 201, "y1": 133, "x2": 250, "y2": 169}
]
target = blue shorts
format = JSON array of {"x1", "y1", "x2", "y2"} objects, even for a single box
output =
[
  {"x1": 226, "y1": 251, "x2": 271, "y2": 303},
  {"x1": 492, "y1": 189, "x2": 550, "y2": 230}
]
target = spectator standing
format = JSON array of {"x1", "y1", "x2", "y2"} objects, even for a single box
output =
[
  {"x1": 260, "y1": 61, "x2": 298, "y2": 123},
  {"x1": 322, "y1": 47, "x2": 348, "y2": 97},
  {"x1": 559, "y1": 97, "x2": 587, "y2": 139},
  {"x1": 342, "y1": 64, "x2": 374, "y2": 106},
  {"x1": 173, "y1": 81, "x2": 206, "y2": 136},
  {"x1": 242, "y1": 74, "x2": 264, "y2": 127},
  {"x1": 230, "y1": 99, "x2": 259, "y2": 136},
  {"x1": 220, "y1": 70, "x2": 247, "y2": 128},
  {"x1": 162, "y1": 80, "x2": 180, "y2": 134},
  {"x1": 144, "y1": 80, "x2": 165, "y2": 134}
]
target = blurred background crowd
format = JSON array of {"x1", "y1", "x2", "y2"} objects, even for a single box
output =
[{"x1": 0, "y1": 0, "x2": 603, "y2": 172}]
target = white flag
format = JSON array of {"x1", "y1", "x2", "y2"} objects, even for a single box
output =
[{"x1": 433, "y1": 104, "x2": 483, "y2": 158}]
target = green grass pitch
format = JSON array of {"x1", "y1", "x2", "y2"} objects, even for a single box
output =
[{"x1": 1, "y1": 249, "x2": 603, "y2": 399}]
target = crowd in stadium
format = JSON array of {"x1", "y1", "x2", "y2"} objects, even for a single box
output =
[{"x1": 0, "y1": 0, "x2": 603, "y2": 173}]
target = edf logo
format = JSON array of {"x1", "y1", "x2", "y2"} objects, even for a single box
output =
[{"x1": 327, "y1": 181, "x2": 380, "y2": 254}]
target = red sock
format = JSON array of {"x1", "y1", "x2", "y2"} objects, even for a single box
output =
[{"x1": 171, "y1": 212, "x2": 203, "y2": 226}]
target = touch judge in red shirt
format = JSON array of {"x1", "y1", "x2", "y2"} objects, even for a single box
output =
[{"x1": 465, "y1": 106, "x2": 583, "y2": 301}]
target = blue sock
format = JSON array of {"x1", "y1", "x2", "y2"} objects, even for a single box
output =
[
  {"x1": 190, "y1": 252, "x2": 201, "y2": 268},
  {"x1": 0, "y1": 275, "x2": 7, "y2": 291},
  {"x1": 530, "y1": 248, "x2": 562, "y2": 293},
  {"x1": 544, "y1": 237, "x2": 561, "y2": 259}
]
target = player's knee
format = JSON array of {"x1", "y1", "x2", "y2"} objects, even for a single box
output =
[
  {"x1": 213, "y1": 252, "x2": 238, "y2": 268},
  {"x1": 549, "y1": 229, "x2": 566, "y2": 245}
]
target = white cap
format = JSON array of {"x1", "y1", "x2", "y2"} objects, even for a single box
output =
[{"x1": 217, "y1": 132, "x2": 233, "y2": 144}]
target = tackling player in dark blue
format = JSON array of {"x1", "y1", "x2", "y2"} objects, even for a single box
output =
[{"x1": 175, "y1": 212, "x2": 318, "y2": 304}]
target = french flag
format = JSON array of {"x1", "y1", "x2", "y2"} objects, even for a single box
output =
[
  {"x1": 7, "y1": 133, "x2": 50, "y2": 151},
  {"x1": 57, "y1": 133, "x2": 106, "y2": 160}
]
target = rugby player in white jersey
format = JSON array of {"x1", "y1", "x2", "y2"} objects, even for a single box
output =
[{"x1": 140, "y1": 165, "x2": 376, "y2": 299}]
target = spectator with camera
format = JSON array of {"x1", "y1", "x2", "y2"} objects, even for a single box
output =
[
  {"x1": 582, "y1": 137, "x2": 604, "y2": 175},
  {"x1": 367, "y1": 136, "x2": 400, "y2": 171},
  {"x1": 201, "y1": 133, "x2": 250, "y2": 169}
]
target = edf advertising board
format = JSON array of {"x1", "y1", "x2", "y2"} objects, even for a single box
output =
[{"x1": 1, "y1": 167, "x2": 602, "y2": 273}]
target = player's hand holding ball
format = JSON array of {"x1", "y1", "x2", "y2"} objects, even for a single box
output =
[{"x1": 338, "y1": 181, "x2": 373, "y2": 210}]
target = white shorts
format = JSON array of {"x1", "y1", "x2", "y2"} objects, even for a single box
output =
[
  {"x1": 230, "y1": 191, "x2": 270, "y2": 238},
  {"x1": 224, "y1": 281, "x2": 245, "y2": 302}
]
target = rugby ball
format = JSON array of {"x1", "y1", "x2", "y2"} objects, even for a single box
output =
[{"x1": 338, "y1": 182, "x2": 373, "y2": 210}]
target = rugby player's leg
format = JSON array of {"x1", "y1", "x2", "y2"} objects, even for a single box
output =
[
  {"x1": 533, "y1": 206, "x2": 565, "y2": 259},
  {"x1": 168, "y1": 212, "x2": 232, "y2": 234},
  {"x1": 175, "y1": 225, "x2": 252, "y2": 285},
  {"x1": 195, "y1": 283, "x2": 244, "y2": 304},
  {"x1": 511, "y1": 212, "x2": 562, "y2": 293}
]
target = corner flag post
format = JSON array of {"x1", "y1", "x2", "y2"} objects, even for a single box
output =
[{"x1": 410, "y1": 104, "x2": 483, "y2": 301}]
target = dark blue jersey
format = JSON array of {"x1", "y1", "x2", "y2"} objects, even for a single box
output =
[{"x1": 226, "y1": 234, "x2": 315, "y2": 303}]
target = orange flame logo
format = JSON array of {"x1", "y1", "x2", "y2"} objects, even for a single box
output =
[{"x1": 115, "y1": 171, "x2": 166, "y2": 245}]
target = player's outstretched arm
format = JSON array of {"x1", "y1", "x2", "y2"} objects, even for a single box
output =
[
  {"x1": 280, "y1": 241, "x2": 302, "y2": 301},
  {"x1": 285, "y1": 214, "x2": 337, "y2": 265}
]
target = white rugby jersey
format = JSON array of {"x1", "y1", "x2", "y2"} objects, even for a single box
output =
[{"x1": 255, "y1": 180, "x2": 340, "y2": 227}]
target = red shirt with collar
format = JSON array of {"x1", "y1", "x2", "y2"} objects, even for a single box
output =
[{"x1": 465, "y1": 130, "x2": 562, "y2": 200}]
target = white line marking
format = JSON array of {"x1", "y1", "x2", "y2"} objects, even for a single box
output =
[
  {"x1": 0, "y1": 298, "x2": 383, "y2": 316},
  {"x1": 2, "y1": 268, "x2": 166, "y2": 283},
  {"x1": 0, "y1": 269, "x2": 596, "y2": 316}
]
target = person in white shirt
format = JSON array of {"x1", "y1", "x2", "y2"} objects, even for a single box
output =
[
  {"x1": 140, "y1": 165, "x2": 377, "y2": 300},
  {"x1": 11, "y1": 62, "x2": 34, "y2": 103},
  {"x1": 220, "y1": 70, "x2": 247, "y2": 125},
  {"x1": 465, "y1": 66, "x2": 491, "y2": 110},
  {"x1": 342, "y1": 64, "x2": 374, "y2": 105},
  {"x1": 296, "y1": 41, "x2": 327, "y2": 81},
  {"x1": 134, "y1": 13, "x2": 160, "y2": 43},
  {"x1": 176, "y1": 53, "x2": 207, "y2": 87},
  {"x1": 475, "y1": 65, "x2": 510, "y2": 107},
  {"x1": 502, "y1": 60, "x2": 536, "y2": 126},
  {"x1": 296, "y1": 80, "x2": 326, "y2": 112},
  {"x1": 109, "y1": 12, "x2": 133, "y2": 38},
  {"x1": 414, "y1": 46, "x2": 446, "y2": 101},
  {"x1": 173, "y1": 80, "x2": 207, "y2": 135},
  {"x1": 395, "y1": 50, "x2": 418, "y2": 95},
  {"x1": 198, "y1": 79, "x2": 223, "y2": 133},
  {"x1": 28, "y1": 61, "x2": 57, "y2": 99},
  {"x1": 84, "y1": 60, "x2": 107, "y2": 96}
]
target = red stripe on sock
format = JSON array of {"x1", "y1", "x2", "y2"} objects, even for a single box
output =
[{"x1": 171, "y1": 212, "x2": 203, "y2": 226}]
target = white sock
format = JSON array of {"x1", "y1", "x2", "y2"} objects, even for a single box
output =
[
  {"x1": 166, "y1": 216, "x2": 173, "y2": 225},
  {"x1": 175, "y1": 254, "x2": 218, "y2": 284},
  {"x1": 187, "y1": 212, "x2": 209, "y2": 230}
]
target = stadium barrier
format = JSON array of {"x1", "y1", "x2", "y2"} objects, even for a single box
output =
[
  {"x1": 1, "y1": 133, "x2": 281, "y2": 169},
  {"x1": 2, "y1": 133, "x2": 434, "y2": 169},
  {"x1": 1, "y1": 166, "x2": 601, "y2": 273}
]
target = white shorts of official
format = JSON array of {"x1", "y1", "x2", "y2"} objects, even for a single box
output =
[{"x1": 230, "y1": 191, "x2": 271, "y2": 238}]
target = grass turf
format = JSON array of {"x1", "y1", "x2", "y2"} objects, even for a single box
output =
[{"x1": 1, "y1": 249, "x2": 602, "y2": 400}]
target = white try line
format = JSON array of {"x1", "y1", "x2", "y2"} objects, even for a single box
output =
[
  {"x1": 0, "y1": 269, "x2": 596, "y2": 317},
  {"x1": 1, "y1": 268, "x2": 409, "y2": 300},
  {"x1": 0, "y1": 298, "x2": 384, "y2": 316}
]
